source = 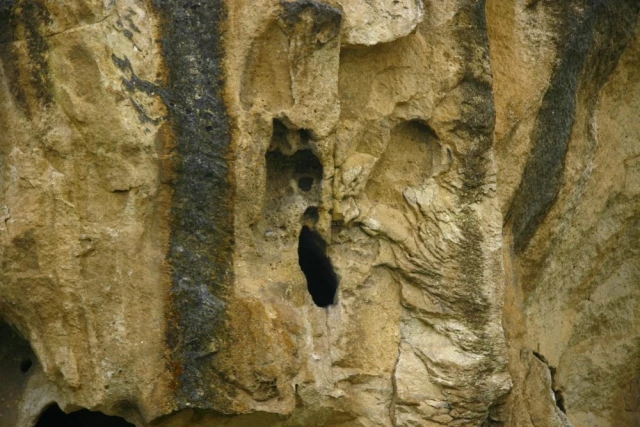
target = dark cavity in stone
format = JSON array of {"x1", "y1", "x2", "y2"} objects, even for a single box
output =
[
  {"x1": 0, "y1": 320, "x2": 39, "y2": 425},
  {"x1": 20, "y1": 358, "x2": 32, "y2": 373},
  {"x1": 298, "y1": 176, "x2": 314, "y2": 191},
  {"x1": 35, "y1": 403, "x2": 134, "y2": 427},
  {"x1": 554, "y1": 389, "x2": 566, "y2": 414},
  {"x1": 298, "y1": 225, "x2": 338, "y2": 308}
]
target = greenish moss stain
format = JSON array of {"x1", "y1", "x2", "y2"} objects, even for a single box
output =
[
  {"x1": 151, "y1": 0, "x2": 235, "y2": 410},
  {"x1": 509, "y1": 0, "x2": 640, "y2": 254},
  {"x1": 0, "y1": 3, "x2": 14, "y2": 45},
  {"x1": 455, "y1": 207, "x2": 490, "y2": 328}
]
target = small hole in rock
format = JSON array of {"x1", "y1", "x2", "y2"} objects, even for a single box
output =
[
  {"x1": 298, "y1": 225, "x2": 338, "y2": 308},
  {"x1": 20, "y1": 358, "x2": 32, "y2": 373},
  {"x1": 299, "y1": 128, "x2": 311, "y2": 144},
  {"x1": 35, "y1": 403, "x2": 135, "y2": 427},
  {"x1": 298, "y1": 176, "x2": 313, "y2": 191}
]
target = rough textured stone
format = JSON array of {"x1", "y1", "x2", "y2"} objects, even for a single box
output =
[
  {"x1": 335, "y1": 0, "x2": 424, "y2": 46},
  {"x1": 0, "y1": 1, "x2": 638, "y2": 426},
  {"x1": 489, "y1": 0, "x2": 640, "y2": 425},
  {"x1": 0, "y1": 0, "x2": 171, "y2": 424}
]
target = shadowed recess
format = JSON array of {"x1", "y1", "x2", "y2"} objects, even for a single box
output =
[
  {"x1": 35, "y1": 403, "x2": 134, "y2": 427},
  {"x1": 0, "y1": 321, "x2": 38, "y2": 426},
  {"x1": 298, "y1": 225, "x2": 338, "y2": 307}
]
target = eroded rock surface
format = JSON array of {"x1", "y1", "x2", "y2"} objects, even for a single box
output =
[
  {"x1": 0, "y1": 0, "x2": 638, "y2": 426},
  {"x1": 488, "y1": 0, "x2": 640, "y2": 426}
]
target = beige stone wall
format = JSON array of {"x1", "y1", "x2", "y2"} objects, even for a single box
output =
[
  {"x1": 220, "y1": 1, "x2": 509, "y2": 425},
  {"x1": 0, "y1": 1, "x2": 638, "y2": 426},
  {"x1": 489, "y1": 1, "x2": 640, "y2": 426},
  {"x1": 0, "y1": 1, "x2": 172, "y2": 425}
]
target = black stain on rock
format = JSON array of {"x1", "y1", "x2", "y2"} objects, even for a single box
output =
[
  {"x1": 111, "y1": 53, "x2": 161, "y2": 97},
  {"x1": 0, "y1": 0, "x2": 53, "y2": 118},
  {"x1": 150, "y1": 0, "x2": 235, "y2": 409},
  {"x1": 111, "y1": 53, "x2": 164, "y2": 124},
  {"x1": 509, "y1": 0, "x2": 640, "y2": 254}
]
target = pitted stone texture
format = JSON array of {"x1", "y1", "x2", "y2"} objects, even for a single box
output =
[{"x1": 226, "y1": 0, "x2": 509, "y2": 425}]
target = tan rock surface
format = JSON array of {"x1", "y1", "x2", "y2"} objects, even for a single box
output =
[
  {"x1": 0, "y1": 1, "x2": 171, "y2": 424},
  {"x1": 0, "y1": 1, "x2": 638, "y2": 426},
  {"x1": 489, "y1": 1, "x2": 640, "y2": 426}
]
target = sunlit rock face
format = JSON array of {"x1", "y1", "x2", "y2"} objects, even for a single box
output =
[
  {"x1": 488, "y1": 1, "x2": 640, "y2": 426},
  {"x1": 0, "y1": 1, "x2": 171, "y2": 425},
  {"x1": 0, "y1": 1, "x2": 638, "y2": 426}
]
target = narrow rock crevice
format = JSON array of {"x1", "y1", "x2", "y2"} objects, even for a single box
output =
[{"x1": 532, "y1": 351, "x2": 566, "y2": 414}]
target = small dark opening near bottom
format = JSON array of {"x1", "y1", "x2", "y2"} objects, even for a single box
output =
[
  {"x1": 298, "y1": 225, "x2": 338, "y2": 307},
  {"x1": 35, "y1": 403, "x2": 134, "y2": 427},
  {"x1": 20, "y1": 358, "x2": 32, "y2": 373}
]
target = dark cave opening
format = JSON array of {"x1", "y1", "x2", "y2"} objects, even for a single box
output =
[
  {"x1": 35, "y1": 403, "x2": 134, "y2": 427},
  {"x1": 20, "y1": 358, "x2": 32, "y2": 373},
  {"x1": 298, "y1": 225, "x2": 338, "y2": 307},
  {"x1": 0, "y1": 320, "x2": 39, "y2": 425}
]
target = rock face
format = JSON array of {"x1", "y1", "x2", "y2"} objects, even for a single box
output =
[
  {"x1": 488, "y1": 1, "x2": 640, "y2": 426},
  {"x1": 0, "y1": 1, "x2": 638, "y2": 426}
]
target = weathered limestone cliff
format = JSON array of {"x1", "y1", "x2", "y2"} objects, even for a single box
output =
[{"x1": 0, "y1": 1, "x2": 638, "y2": 426}]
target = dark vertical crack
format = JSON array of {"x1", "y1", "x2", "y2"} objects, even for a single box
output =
[{"x1": 532, "y1": 351, "x2": 566, "y2": 414}]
